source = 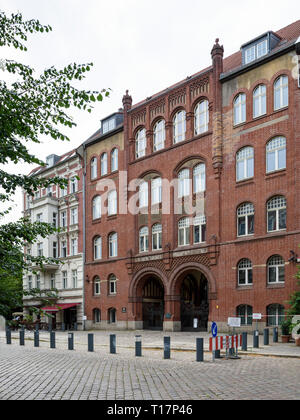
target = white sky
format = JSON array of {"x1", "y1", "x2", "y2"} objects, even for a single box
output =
[{"x1": 1, "y1": 0, "x2": 299, "y2": 224}]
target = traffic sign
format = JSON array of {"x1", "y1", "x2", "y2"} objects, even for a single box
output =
[{"x1": 211, "y1": 322, "x2": 218, "y2": 337}]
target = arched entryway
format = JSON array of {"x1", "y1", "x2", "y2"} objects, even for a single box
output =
[{"x1": 142, "y1": 277, "x2": 164, "y2": 330}]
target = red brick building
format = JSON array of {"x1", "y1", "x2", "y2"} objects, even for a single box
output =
[{"x1": 83, "y1": 20, "x2": 300, "y2": 332}]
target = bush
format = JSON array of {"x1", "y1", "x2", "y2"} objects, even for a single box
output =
[{"x1": 280, "y1": 318, "x2": 292, "y2": 335}]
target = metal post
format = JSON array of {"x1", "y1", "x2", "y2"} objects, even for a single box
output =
[
  {"x1": 88, "y1": 333, "x2": 94, "y2": 352},
  {"x1": 242, "y1": 332, "x2": 247, "y2": 351},
  {"x1": 164, "y1": 336, "x2": 171, "y2": 359},
  {"x1": 61, "y1": 322, "x2": 65, "y2": 332},
  {"x1": 135, "y1": 335, "x2": 142, "y2": 357},
  {"x1": 110, "y1": 334, "x2": 116, "y2": 354},
  {"x1": 196, "y1": 338, "x2": 204, "y2": 362},
  {"x1": 74, "y1": 322, "x2": 78, "y2": 331},
  {"x1": 68, "y1": 332, "x2": 74, "y2": 350},
  {"x1": 253, "y1": 330, "x2": 259, "y2": 348},
  {"x1": 273, "y1": 327, "x2": 278, "y2": 343},
  {"x1": 34, "y1": 330, "x2": 39, "y2": 347},
  {"x1": 264, "y1": 328, "x2": 269, "y2": 345},
  {"x1": 20, "y1": 328, "x2": 25, "y2": 346},
  {"x1": 50, "y1": 331, "x2": 56, "y2": 349},
  {"x1": 6, "y1": 327, "x2": 11, "y2": 345}
]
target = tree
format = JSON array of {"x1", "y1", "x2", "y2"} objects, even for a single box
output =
[{"x1": 0, "y1": 10, "x2": 109, "y2": 317}]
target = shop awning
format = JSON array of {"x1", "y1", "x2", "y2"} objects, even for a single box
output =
[{"x1": 42, "y1": 303, "x2": 80, "y2": 312}]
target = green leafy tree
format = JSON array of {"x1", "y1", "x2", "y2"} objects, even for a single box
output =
[{"x1": 0, "y1": 10, "x2": 109, "y2": 317}]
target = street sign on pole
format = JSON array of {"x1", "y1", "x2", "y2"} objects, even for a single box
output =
[{"x1": 211, "y1": 322, "x2": 218, "y2": 338}]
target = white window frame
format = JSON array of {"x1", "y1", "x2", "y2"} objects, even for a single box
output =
[
  {"x1": 236, "y1": 147, "x2": 254, "y2": 181},
  {"x1": 193, "y1": 163, "x2": 206, "y2": 193},
  {"x1": 92, "y1": 195, "x2": 101, "y2": 220},
  {"x1": 139, "y1": 226, "x2": 149, "y2": 253},
  {"x1": 173, "y1": 111, "x2": 186, "y2": 144},
  {"x1": 151, "y1": 177, "x2": 162, "y2": 205},
  {"x1": 194, "y1": 100, "x2": 209, "y2": 135},
  {"x1": 94, "y1": 236, "x2": 102, "y2": 260},
  {"x1": 108, "y1": 190, "x2": 117, "y2": 216},
  {"x1": 233, "y1": 93, "x2": 246, "y2": 125},
  {"x1": 70, "y1": 207, "x2": 78, "y2": 225},
  {"x1": 139, "y1": 181, "x2": 148, "y2": 209},
  {"x1": 152, "y1": 224, "x2": 162, "y2": 251},
  {"x1": 237, "y1": 259, "x2": 253, "y2": 286},
  {"x1": 109, "y1": 232, "x2": 118, "y2": 257},
  {"x1": 136, "y1": 128, "x2": 146, "y2": 159},
  {"x1": 266, "y1": 137, "x2": 286, "y2": 173},
  {"x1": 70, "y1": 177, "x2": 78, "y2": 193},
  {"x1": 62, "y1": 271, "x2": 68, "y2": 289},
  {"x1": 253, "y1": 84, "x2": 266, "y2": 118},
  {"x1": 72, "y1": 269, "x2": 78, "y2": 289},
  {"x1": 108, "y1": 275, "x2": 117, "y2": 295},
  {"x1": 178, "y1": 217, "x2": 190, "y2": 246},
  {"x1": 94, "y1": 277, "x2": 101, "y2": 295},
  {"x1": 178, "y1": 168, "x2": 190, "y2": 197},
  {"x1": 61, "y1": 240, "x2": 67, "y2": 258},
  {"x1": 153, "y1": 119, "x2": 166, "y2": 151},
  {"x1": 267, "y1": 255, "x2": 285, "y2": 284},
  {"x1": 111, "y1": 148, "x2": 118, "y2": 172},
  {"x1": 193, "y1": 215, "x2": 206, "y2": 244},
  {"x1": 267, "y1": 196, "x2": 286, "y2": 232},
  {"x1": 71, "y1": 237, "x2": 78, "y2": 256},
  {"x1": 101, "y1": 153, "x2": 108, "y2": 176},
  {"x1": 91, "y1": 157, "x2": 98, "y2": 180},
  {"x1": 237, "y1": 203, "x2": 255, "y2": 237},
  {"x1": 274, "y1": 75, "x2": 288, "y2": 110}
]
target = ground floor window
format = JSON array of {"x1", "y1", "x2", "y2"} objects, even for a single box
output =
[
  {"x1": 267, "y1": 303, "x2": 285, "y2": 326},
  {"x1": 237, "y1": 304, "x2": 253, "y2": 325}
]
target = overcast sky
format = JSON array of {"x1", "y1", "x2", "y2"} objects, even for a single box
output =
[{"x1": 1, "y1": 0, "x2": 299, "y2": 224}]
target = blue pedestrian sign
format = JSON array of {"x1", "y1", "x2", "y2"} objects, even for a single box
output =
[{"x1": 212, "y1": 322, "x2": 218, "y2": 337}]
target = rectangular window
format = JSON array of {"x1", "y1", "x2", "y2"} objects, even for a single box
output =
[
  {"x1": 36, "y1": 274, "x2": 41, "y2": 289},
  {"x1": 28, "y1": 275, "x2": 32, "y2": 290},
  {"x1": 53, "y1": 241, "x2": 57, "y2": 258},
  {"x1": 70, "y1": 177, "x2": 78, "y2": 193},
  {"x1": 71, "y1": 238, "x2": 78, "y2": 255},
  {"x1": 72, "y1": 269, "x2": 78, "y2": 288},
  {"x1": 36, "y1": 213, "x2": 43, "y2": 223},
  {"x1": 50, "y1": 274, "x2": 55, "y2": 289},
  {"x1": 52, "y1": 212, "x2": 57, "y2": 228},
  {"x1": 61, "y1": 241, "x2": 67, "y2": 258},
  {"x1": 37, "y1": 243, "x2": 43, "y2": 257},
  {"x1": 61, "y1": 211, "x2": 67, "y2": 228},
  {"x1": 108, "y1": 190, "x2": 117, "y2": 216},
  {"x1": 62, "y1": 271, "x2": 68, "y2": 289},
  {"x1": 70, "y1": 208, "x2": 78, "y2": 225}
]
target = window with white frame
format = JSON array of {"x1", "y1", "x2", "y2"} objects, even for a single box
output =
[
  {"x1": 111, "y1": 148, "x2": 118, "y2": 172},
  {"x1": 94, "y1": 236, "x2": 102, "y2": 260},
  {"x1": 136, "y1": 128, "x2": 146, "y2": 159},
  {"x1": 236, "y1": 147, "x2": 254, "y2": 181},
  {"x1": 94, "y1": 276, "x2": 101, "y2": 295},
  {"x1": 101, "y1": 153, "x2": 108, "y2": 176},
  {"x1": 70, "y1": 207, "x2": 78, "y2": 225},
  {"x1": 92, "y1": 195, "x2": 101, "y2": 220},
  {"x1": 139, "y1": 226, "x2": 149, "y2": 253},
  {"x1": 178, "y1": 168, "x2": 190, "y2": 197},
  {"x1": 237, "y1": 259, "x2": 253, "y2": 285},
  {"x1": 108, "y1": 190, "x2": 117, "y2": 216},
  {"x1": 70, "y1": 177, "x2": 78, "y2": 193},
  {"x1": 152, "y1": 224, "x2": 162, "y2": 250},
  {"x1": 253, "y1": 84, "x2": 266, "y2": 118},
  {"x1": 178, "y1": 217, "x2": 190, "y2": 246},
  {"x1": 237, "y1": 202, "x2": 254, "y2": 236},
  {"x1": 193, "y1": 163, "x2": 206, "y2": 193},
  {"x1": 71, "y1": 238, "x2": 78, "y2": 255},
  {"x1": 108, "y1": 274, "x2": 117, "y2": 295},
  {"x1": 151, "y1": 177, "x2": 162, "y2": 205},
  {"x1": 36, "y1": 213, "x2": 43, "y2": 222},
  {"x1": 267, "y1": 255, "x2": 285, "y2": 284},
  {"x1": 267, "y1": 304, "x2": 284, "y2": 326},
  {"x1": 193, "y1": 215, "x2": 206, "y2": 244},
  {"x1": 173, "y1": 110, "x2": 186, "y2": 144},
  {"x1": 245, "y1": 39, "x2": 268, "y2": 64},
  {"x1": 194, "y1": 100, "x2": 209, "y2": 135},
  {"x1": 153, "y1": 119, "x2": 166, "y2": 151},
  {"x1": 274, "y1": 75, "x2": 288, "y2": 110},
  {"x1": 37, "y1": 242, "x2": 43, "y2": 257},
  {"x1": 109, "y1": 232, "x2": 118, "y2": 257},
  {"x1": 139, "y1": 181, "x2": 148, "y2": 208},
  {"x1": 61, "y1": 211, "x2": 67, "y2": 227},
  {"x1": 60, "y1": 186, "x2": 67, "y2": 197},
  {"x1": 28, "y1": 275, "x2": 33, "y2": 290},
  {"x1": 50, "y1": 273, "x2": 55, "y2": 289},
  {"x1": 61, "y1": 240, "x2": 67, "y2": 257},
  {"x1": 52, "y1": 241, "x2": 58, "y2": 258},
  {"x1": 266, "y1": 136, "x2": 286, "y2": 173},
  {"x1": 52, "y1": 212, "x2": 57, "y2": 228},
  {"x1": 36, "y1": 274, "x2": 41, "y2": 289},
  {"x1": 237, "y1": 304, "x2": 253, "y2": 325},
  {"x1": 72, "y1": 269, "x2": 78, "y2": 288},
  {"x1": 267, "y1": 196, "x2": 286, "y2": 232},
  {"x1": 91, "y1": 157, "x2": 97, "y2": 179},
  {"x1": 233, "y1": 93, "x2": 246, "y2": 125},
  {"x1": 62, "y1": 271, "x2": 68, "y2": 289}
]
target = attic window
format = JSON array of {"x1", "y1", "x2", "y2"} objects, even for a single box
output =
[
  {"x1": 244, "y1": 39, "x2": 268, "y2": 64},
  {"x1": 46, "y1": 156, "x2": 54, "y2": 167},
  {"x1": 102, "y1": 117, "x2": 116, "y2": 134}
]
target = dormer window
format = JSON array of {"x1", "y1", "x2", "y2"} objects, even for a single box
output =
[
  {"x1": 102, "y1": 117, "x2": 116, "y2": 134},
  {"x1": 244, "y1": 39, "x2": 268, "y2": 64}
]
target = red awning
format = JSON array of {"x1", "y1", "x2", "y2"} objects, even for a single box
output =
[{"x1": 42, "y1": 303, "x2": 80, "y2": 312}]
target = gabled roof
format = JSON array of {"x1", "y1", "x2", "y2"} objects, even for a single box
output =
[{"x1": 28, "y1": 148, "x2": 78, "y2": 176}]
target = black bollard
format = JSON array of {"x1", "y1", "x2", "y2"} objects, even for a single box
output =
[
  {"x1": 135, "y1": 335, "x2": 142, "y2": 357},
  {"x1": 253, "y1": 330, "x2": 259, "y2": 348},
  {"x1": 88, "y1": 333, "x2": 94, "y2": 352},
  {"x1": 164, "y1": 336, "x2": 171, "y2": 359},
  {"x1": 68, "y1": 332, "x2": 74, "y2": 350},
  {"x1": 34, "y1": 330, "x2": 39, "y2": 347},
  {"x1": 20, "y1": 328, "x2": 25, "y2": 346},
  {"x1": 263, "y1": 328, "x2": 269, "y2": 345},
  {"x1": 242, "y1": 332, "x2": 248, "y2": 351},
  {"x1": 196, "y1": 338, "x2": 204, "y2": 362},
  {"x1": 61, "y1": 322, "x2": 65, "y2": 332},
  {"x1": 273, "y1": 327, "x2": 278, "y2": 343},
  {"x1": 50, "y1": 331, "x2": 56, "y2": 349},
  {"x1": 110, "y1": 334, "x2": 116, "y2": 354},
  {"x1": 6, "y1": 327, "x2": 11, "y2": 345}
]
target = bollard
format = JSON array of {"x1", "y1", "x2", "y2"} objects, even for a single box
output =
[
  {"x1": 88, "y1": 333, "x2": 94, "y2": 352},
  {"x1": 264, "y1": 328, "x2": 269, "y2": 345},
  {"x1": 253, "y1": 330, "x2": 259, "y2": 348},
  {"x1": 50, "y1": 331, "x2": 56, "y2": 349},
  {"x1": 135, "y1": 335, "x2": 142, "y2": 357},
  {"x1": 68, "y1": 332, "x2": 74, "y2": 350},
  {"x1": 273, "y1": 327, "x2": 278, "y2": 343},
  {"x1": 196, "y1": 338, "x2": 204, "y2": 362},
  {"x1": 61, "y1": 322, "x2": 65, "y2": 332},
  {"x1": 34, "y1": 330, "x2": 39, "y2": 347},
  {"x1": 20, "y1": 328, "x2": 25, "y2": 346},
  {"x1": 74, "y1": 322, "x2": 78, "y2": 331},
  {"x1": 48, "y1": 323, "x2": 52, "y2": 333},
  {"x1": 110, "y1": 334, "x2": 116, "y2": 354},
  {"x1": 35, "y1": 323, "x2": 39, "y2": 332},
  {"x1": 6, "y1": 327, "x2": 11, "y2": 345},
  {"x1": 164, "y1": 336, "x2": 171, "y2": 359},
  {"x1": 242, "y1": 332, "x2": 248, "y2": 351},
  {"x1": 214, "y1": 349, "x2": 221, "y2": 359}
]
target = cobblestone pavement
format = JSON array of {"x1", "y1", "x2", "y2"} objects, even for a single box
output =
[{"x1": 0, "y1": 339, "x2": 299, "y2": 400}]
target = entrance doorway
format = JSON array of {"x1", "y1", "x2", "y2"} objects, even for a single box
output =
[
  {"x1": 142, "y1": 277, "x2": 164, "y2": 330},
  {"x1": 63, "y1": 308, "x2": 77, "y2": 329},
  {"x1": 180, "y1": 272, "x2": 209, "y2": 331}
]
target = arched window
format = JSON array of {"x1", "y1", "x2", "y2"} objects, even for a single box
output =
[
  {"x1": 267, "y1": 304, "x2": 285, "y2": 326},
  {"x1": 237, "y1": 202, "x2": 254, "y2": 236},
  {"x1": 108, "y1": 308, "x2": 116, "y2": 324},
  {"x1": 233, "y1": 93, "x2": 246, "y2": 125},
  {"x1": 108, "y1": 232, "x2": 118, "y2": 257},
  {"x1": 236, "y1": 146, "x2": 254, "y2": 181},
  {"x1": 178, "y1": 168, "x2": 190, "y2": 197},
  {"x1": 152, "y1": 224, "x2": 162, "y2": 251},
  {"x1": 193, "y1": 215, "x2": 206, "y2": 244},
  {"x1": 108, "y1": 274, "x2": 117, "y2": 295},
  {"x1": 153, "y1": 119, "x2": 165, "y2": 151},
  {"x1": 151, "y1": 177, "x2": 162, "y2": 205},
  {"x1": 194, "y1": 100, "x2": 209, "y2": 135},
  {"x1": 93, "y1": 308, "x2": 101, "y2": 323},
  {"x1": 91, "y1": 157, "x2": 97, "y2": 180},
  {"x1": 139, "y1": 226, "x2": 149, "y2": 253},
  {"x1": 173, "y1": 110, "x2": 186, "y2": 144},
  {"x1": 92, "y1": 195, "x2": 101, "y2": 220},
  {"x1": 94, "y1": 236, "x2": 102, "y2": 260},
  {"x1": 267, "y1": 255, "x2": 285, "y2": 284},
  {"x1": 266, "y1": 136, "x2": 286, "y2": 173},
  {"x1": 237, "y1": 259, "x2": 253, "y2": 285},
  {"x1": 136, "y1": 128, "x2": 146, "y2": 158},
  {"x1": 193, "y1": 163, "x2": 206, "y2": 193},
  {"x1": 274, "y1": 75, "x2": 288, "y2": 110},
  {"x1": 94, "y1": 276, "x2": 101, "y2": 295},
  {"x1": 108, "y1": 190, "x2": 117, "y2": 216},
  {"x1": 237, "y1": 305, "x2": 253, "y2": 325},
  {"x1": 253, "y1": 84, "x2": 266, "y2": 118},
  {"x1": 139, "y1": 180, "x2": 148, "y2": 208},
  {"x1": 178, "y1": 217, "x2": 190, "y2": 246},
  {"x1": 111, "y1": 148, "x2": 118, "y2": 172},
  {"x1": 100, "y1": 152, "x2": 108, "y2": 176},
  {"x1": 267, "y1": 196, "x2": 286, "y2": 232}
]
